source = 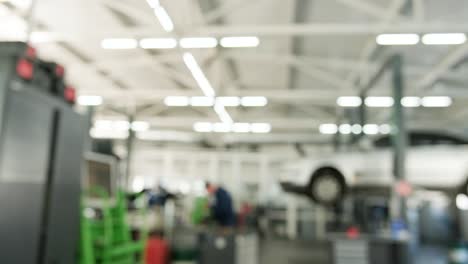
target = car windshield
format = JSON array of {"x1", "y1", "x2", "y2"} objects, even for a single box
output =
[{"x1": 373, "y1": 132, "x2": 468, "y2": 148}]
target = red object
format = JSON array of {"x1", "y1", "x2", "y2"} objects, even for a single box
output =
[
  {"x1": 145, "y1": 238, "x2": 170, "y2": 264},
  {"x1": 395, "y1": 181, "x2": 412, "y2": 197},
  {"x1": 16, "y1": 58, "x2": 34, "y2": 80},
  {"x1": 64, "y1": 86, "x2": 76, "y2": 104},
  {"x1": 346, "y1": 226, "x2": 360, "y2": 239},
  {"x1": 26, "y1": 46, "x2": 37, "y2": 59},
  {"x1": 55, "y1": 64, "x2": 65, "y2": 77}
]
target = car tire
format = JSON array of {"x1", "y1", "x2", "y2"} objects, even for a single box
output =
[{"x1": 307, "y1": 168, "x2": 346, "y2": 206}]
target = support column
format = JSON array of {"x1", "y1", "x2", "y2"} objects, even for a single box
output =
[
  {"x1": 391, "y1": 55, "x2": 408, "y2": 221},
  {"x1": 125, "y1": 115, "x2": 135, "y2": 190}
]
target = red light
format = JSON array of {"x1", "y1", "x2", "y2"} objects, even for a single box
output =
[
  {"x1": 64, "y1": 86, "x2": 76, "y2": 104},
  {"x1": 55, "y1": 65, "x2": 65, "y2": 77},
  {"x1": 16, "y1": 58, "x2": 34, "y2": 80},
  {"x1": 26, "y1": 46, "x2": 37, "y2": 59},
  {"x1": 346, "y1": 226, "x2": 360, "y2": 239}
]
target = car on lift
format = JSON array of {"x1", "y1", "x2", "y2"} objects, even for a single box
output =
[{"x1": 280, "y1": 131, "x2": 468, "y2": 206}]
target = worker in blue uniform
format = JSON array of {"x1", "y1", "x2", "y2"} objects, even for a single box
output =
[{"x1": 206, "y1": 182, "x2": 236, "y2": 228}]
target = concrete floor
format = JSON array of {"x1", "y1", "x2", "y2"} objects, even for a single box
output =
[{"x1": 260, "y1": 239, "x2": 331, "y2": 264}]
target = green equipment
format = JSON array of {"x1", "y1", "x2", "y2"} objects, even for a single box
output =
[
  {"x1": 79, "y1": 153, "x2": 148, "y2": 264},
  {"x1": 80, "y1": 188, "x2": 147, "y2": 264}
]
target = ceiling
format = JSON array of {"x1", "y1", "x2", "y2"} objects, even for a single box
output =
[{"x1": 1, "y1": 0, "x2": 468, "y2": 145}]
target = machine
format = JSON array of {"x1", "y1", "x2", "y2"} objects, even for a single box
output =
[{"x1": 0, "y1": 42, "x2": 87, "y2": 263}]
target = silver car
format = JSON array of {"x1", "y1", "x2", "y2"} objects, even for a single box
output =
[{"x1": 281, "y1": 131, "x2": 468, "y2": 206}]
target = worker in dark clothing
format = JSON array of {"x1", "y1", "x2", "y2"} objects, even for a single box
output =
[{"x1": 206, "y1": 182, "x2": 236, "y2": 227}]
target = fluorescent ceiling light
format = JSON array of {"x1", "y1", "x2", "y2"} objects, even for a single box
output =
[
  {"x1": 216, "y1": 97, "x2": 241, "y2": 107},
  {"x1": 113, "y1": 120, "x2": 131, "y2": 130},
  {"x1": 180, "y1": 37, "x2": 218, "y2": 49},
  {"x1": 183, "y1": 52, "x2": 216, "y2": 97},
  {"x1": 214, "y1": 104, "x2": 233, "y2": 124},
  {"x1": 251, "y1": 123, "x2": 272, "y2": 133},
  {"x1": 337, "y1": 96, "x2": 362, "y2": 107},
  {"x1": 94, "y1": 120, "x2": 113, "y2": 130},
  {"x1": 339, "y1": 124, "x2": 352, "y2": 135},
  {"x1": 154, "y1": 6, "x2": 174, "y2": 32},
  {"x1": 145, "y1": 0, "x2": 159, "y2": 8},
  {"x1": 232, "y1": 123, "x2": 251, "y2": 133},
  {"x1": 213, "y1": 123, "x2": 231, "y2": 133},
  {"x1": 457, "y1": 194, "x2": 468, "y2": 210},
  {"x1": 351, "y1": 124, "x2": 362, "y2": 135},
  {"x1": 190, "y1": 96, "x2": 215, "y2": 107},
  {"x1": 421, "y1": 96, "x2": 452, "y2": 108},
  {"x1": 422, "y1": 33, "x2": 467, "y2": 45},
  {"x1": 164, "y1": 96, "x2": 190, "y2": 106},
  {"x1": 29, "y1": 31, "x2": 58, "y2": 44},
  {"x1": 319, "y1": 124, "x2": 338, "y2": 135},
  {"x1": 193, "y1": 122, "x2": 213, "y2": 133},
  {"x1": 78, "y1": 95, "x2": 103, "y2": 106},
  {"x1": 363, "y1": 124, "x2": 379, "y2": 135},
  {"x1": 140, "y1": 38, "x2": 177, "y2": 49},
  {"x1": 376, "y1": 34, "x2": 420, "y2": 46},
  {"x1": 365, "y1": 96, "x2": 394, "y2": 107},
  {"x1": 131, "y1": 121, "x2": 150, "y2": 132},
  {"x1": 241, "y1": 96, "x2": 268, "y2": 107},
  {"x1": 220, "y1": 36, "x2": 260, "y2": 48},
  {"x1": 90, "y1": 128, "x2": 129, "y2": 139},
  {"x1": 101, "y1": 38, "x2": 138, "y2": 50},
  {"x1": 401, "y1": 96, "x2": 421, "y2": 108},
  {"x1": 379, "y1": 124, "x2": 392, "y2": 134}
]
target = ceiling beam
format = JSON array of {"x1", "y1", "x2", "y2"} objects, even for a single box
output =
[
  {"x1": 335, "y1": 0, "x2": 406, "y2": 20},
  {"x1": 344, "y1": 0, "x2": 408, "y2": 92},
  {"x1": 107, "y1": 22, "x2": 468, "y2": 37}
]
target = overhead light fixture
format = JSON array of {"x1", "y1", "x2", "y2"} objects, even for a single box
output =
[
  {"x1": 376, "y1": 34, "x2": 420, "y2": 46},
  {"x1": 29, "y1": 31, "x2": 58, "y2": 44},
  {"x1": 365, "y1": 96, "x2": 394, "y2": 107},
  {"x1": 363, "y1": 124, "x2": 379, "y2": 135},
  {"x1": 421, "y1": 96, "x2": 452, "y2": 108},
  {"x1": 422, "y1": 33, "x2": 467, "y2": 45},
  {"x1": 232, "y1": 123, "x2": 251, "y2": 133},
  {"x1": 351, "y1": 124, "x2": 362, "y2": 135},
  {"x1": 90, "y1": 128, "x2": 129, "y2": 139},
  {"x1": 190, "y1": 96, "x2": 215, "y2": 107},
  {"x1": 131, "y1": 121, "x2": 150, "y2": 132},
  {"x1": 337, "y1": 96, "x2": 362, "y2": 107},
  {"x1": 241, "y1": 96, "x2": 268, "y2": 107},
  {"x1": 113, "y1": 120, "x2": 131, "y2": 131},
  {"x1": 77, "y1": 95, "x2": 103, "y2": 106},
  {"x1": 140, "y1": 38, "x2": 177, "y2": 49},
  {"x1": 216, "y1": 97, "x2": 241, "y2": 107},
  {"x1": 154, "y1": 6, "x2": 174, "y2": 32},
  {"x1": 250, "y1": 123, "x2": 272, "y2": 133},
  {"x1": 338, "y1": 124, "x2": 352, "y2": 135},
  {"x1": 457, "y1": 194, "x2": 468, "y2": 210},
  {"x1": 379, "y1": 124, "x2": 392, "y2": 134},
  {"x1": 183, "y1": 52, "x2": 216, "y2": 97},
  {"x1": 220, "y1": 36, "x2": 260, "y2": 48},
  {"x1": 319, "y1": 124, "x2": 338, "y2": 135},
  {"x1": 213, "y1": 122, "x2": 231, "y2": 133},
  {"x1": 164, "y1": 96, "x2": 190, "y2": 106},
  {"x1": 214, "y1": 104, "x2": 233, "y2": 124},
  {"x1": 101, "y1": 38, "x2": 138, "y2": 50},
  {"x1": 180, "y1": 37, "x2": 218, "y2": 49},
  {"x1": 401, "y1": 96, "x2": 421, "y2": 108},
  {"x1": 94, "y1": 120, "x2": 114, "y2": 130},
  {"x1": 193, "y1": 122, "x2": 213, "y2": 133}
]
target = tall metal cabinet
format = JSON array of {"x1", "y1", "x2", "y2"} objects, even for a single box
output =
[{"x1": 0, "y1": 42, "x2": 86, "y2": 264}]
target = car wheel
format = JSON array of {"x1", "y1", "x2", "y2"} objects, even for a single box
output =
[{"x1": 308, "y1": 168, "x2": 346, "y2": 206}]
